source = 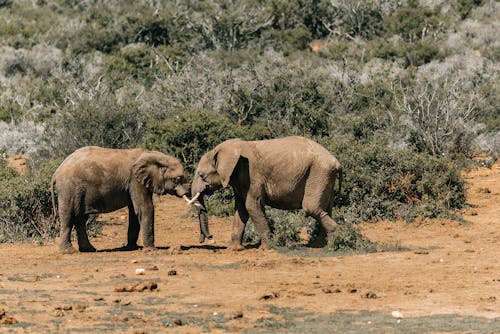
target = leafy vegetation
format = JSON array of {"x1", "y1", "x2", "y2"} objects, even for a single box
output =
[{"x1": 0, "y1": 0, "x2": 498, "y2": 245}]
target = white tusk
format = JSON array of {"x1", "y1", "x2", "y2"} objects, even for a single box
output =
[
  {"x1": 187, "y1": 192, "x2": 201, "y2": 205},
  {"x1": 182, "y1": 195, "x2": 191, "y2": 204}
]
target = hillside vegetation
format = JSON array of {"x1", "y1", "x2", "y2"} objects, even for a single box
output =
[{"x1": 0, "y1": 0, "x2": 498, "y2": 246}]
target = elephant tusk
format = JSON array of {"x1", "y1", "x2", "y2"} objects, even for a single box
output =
[
  {"x1": 187, "y1": 192, "x2": 200, "y2": 205},
  {"x1": 182, "y1": 195, "x2": 191, "y2": 204},
  {"x1": 183, "y1": 193, "x2": 202, "y2": 207}
]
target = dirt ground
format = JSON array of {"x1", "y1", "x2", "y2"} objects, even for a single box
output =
[{"x1": 0, "y1": 163, "x2": 499, "y2": 333}]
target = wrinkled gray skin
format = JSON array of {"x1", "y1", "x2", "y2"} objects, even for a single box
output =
[
  {"x1": 51, "y1": 146, "x2": 190, "y2": 253},
  {"x1": 191, "y1": 136, "x2": 342, "y2": 249}
]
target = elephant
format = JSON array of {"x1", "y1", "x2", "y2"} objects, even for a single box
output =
[
  {"x1": 51, "y1": 146, "x2": 191, "y2": 253},
  {"x1": 190, "y1": 136, "x2": 342, "y2": 249}
]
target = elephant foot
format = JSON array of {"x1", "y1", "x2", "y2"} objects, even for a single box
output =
[
  {"x1": 229, "y1": 243, "x2": 245, "y2": 251},
  {"x1": 259, "y1": 239, "x2": 272, "y2": 250},
  {"x1": 60, "y1": 245, "x2": 77, "y2": 254},
  {"x1": 307, "y1": 228, "x2": 328, "y2": 248},
  {"x1": 142, "y1": 246, "x2": 158, "y2": 253},
  {"x1": 124, "y1": 243, "x2": 140, "y2": 251},
  {"x1": 79, "y1": 245, "x2": 97, "y2": 252}
]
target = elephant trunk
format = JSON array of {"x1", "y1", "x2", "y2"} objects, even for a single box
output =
[{"x1": 196, "y1": 195, "x2": 212, "y2": 243}]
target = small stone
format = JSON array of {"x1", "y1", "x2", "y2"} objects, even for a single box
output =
[
  {"x1": 348, "y1": 288, "x2": 357, "y2": 293},
  {"x1": 229, "y1": 311, "x2": 243, "y2": 320},
  {"x1": 52, "y1": 310, "x2": 65, "y2": 317},
  {"x1": 146, "y1": 265, "x2": 159, "y2": 271},
  {"x1": 120, "y1": 300, "x2": 131, "y2": 306},
  {"x1": 94, "y1": 297, "x2": 105, "y2": 301},
  {"x1": 259, "y1": 292, "x2": 279, "y2": 300},
  {"x1": 363, "y1": 291, "x2": 377, "y2": 299},
  {"x1": 167, "y1": 270, "x2": 177, "y2": 276},
  {"x1": 135, "y1": 268, "x2": 146, "y2": 275},
  {"x1": 391, "y1": 310, "x2": 404, "y2": 319},
  {"x1": 74, "y1": 305, "x2": 87, "y2": 312},
  {"x1": 322, "y1": 288, "x2": 333, "y2": 294},
  {"x1": 173, "y1": 318, "x2": 183, "y2": 326}
]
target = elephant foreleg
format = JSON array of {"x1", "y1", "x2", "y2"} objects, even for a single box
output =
[
  {"x1": 245, "y1": 196, "x2": 271, "y2": 249},
  {"x1": 131, "y1": 194, "x2": 155, "y2": 250},
  {"x1": 230, "y1": 195, "x2": 249, "y2": 250},
  {"x1": 126, "y1": 204, "x2": 140, "y2": 250},
  {"x1": 75, "y1": 214, "x2": 96, "y2": 252}
]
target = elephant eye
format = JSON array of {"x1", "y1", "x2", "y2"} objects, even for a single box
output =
[
  {"x1": 175, "y1": 176, "x2": 182, "y2": 183},
  {"x1": 198, "y1": 171, "x2": 207, "y2": 181}
]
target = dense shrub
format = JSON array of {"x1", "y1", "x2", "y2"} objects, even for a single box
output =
[
  {"x1": 0, "y1": 158, "x2": 57, "y2": 242},
  {"x1": 142, "y1": 109, "x2": 243, "y2": 171},
  {"x1": 327, "y1": 139, "x2": 467, "y2": 223},
  {"x1": 43, "y1": 90, "x2": 147, "y2": 158}
]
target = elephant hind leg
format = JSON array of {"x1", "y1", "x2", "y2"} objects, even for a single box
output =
[
  {"x1": 75, "y1": 214, "x2": 96, "y2": 252},
  {"x1": 245, "y1": 196, "x2": 271, "y2": 249},
  {"x1": 58, "y1": 205, "x2": 77, "y2": 253}
]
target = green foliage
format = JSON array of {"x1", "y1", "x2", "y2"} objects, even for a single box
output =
[
  {"x1": 328, "y1": 139, "x2": 467, "y2": 224},
  {"x1": 102, "y1": 44, "x2": 162, "y2": 87},
  {"x1": 367, "y1": 38, "x2": 443, "y2": 66},
  {"x1": 385, "y1": 0, "x2": 444, "y2": 42},
  {"x1": 142, "y1": 109, "x2": 242, "y2": 171},
  {"x1": 267, "y1": 209, "x2": 304, "y2": 247},
  {"x1": 0, "y1": 158, "x2": 58, "y2": 243},
  {"x1": 328, "y1": 220, "x2": 376, "y2": 252},
  {"x1": 43, "y1": 90, "x2": 146, "y2": 158},
  {"x1": 455, "y1": 0, "x2": 484, "y2": 19}
]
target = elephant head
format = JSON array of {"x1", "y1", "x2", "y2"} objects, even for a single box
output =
[
  {"x1": 132, "y1": 152, "x2": 190, "y2": 198},
  {"x1": 192, "y1": 139, "x2": 242, "y2": 195},
  {"x1": 190, "y1": 139, "x2": 242, "y2": 242}
]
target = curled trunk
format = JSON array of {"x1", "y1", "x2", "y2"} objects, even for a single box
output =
[{"x1": 196, "y1": 195, "x2": 212, "y2": 243}]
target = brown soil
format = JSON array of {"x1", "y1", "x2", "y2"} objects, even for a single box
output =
[{"x1": 0, "y1": 163, "x2": 499, "y2": 333}]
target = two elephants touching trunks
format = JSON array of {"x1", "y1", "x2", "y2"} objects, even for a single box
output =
[{"x1": 52, "y1": 136, "x2": 342, "y2": 253}]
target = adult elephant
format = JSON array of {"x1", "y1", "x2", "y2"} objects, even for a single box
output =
[
  {"x1": 190, "y1": 136, "x2": 342, "y2": 249},
  {"x1": 52, "y1": 146, "x2": 191, "y2": 253}
]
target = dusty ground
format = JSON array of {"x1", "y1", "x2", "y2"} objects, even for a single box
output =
[{"x1": 0, "y1": 163, "x2": 499, "y2": 333}]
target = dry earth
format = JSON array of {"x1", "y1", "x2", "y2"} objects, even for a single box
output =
[{"x1": 0, "y1": 163, "x2": 499, "y2": 333}]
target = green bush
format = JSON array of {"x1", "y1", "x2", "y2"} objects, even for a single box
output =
[
  {"x1": 142, "y1": 109, "x2": 243, "y2": 172},
  {"x1": 384, "y1": 0, "x2": 444, "y2": 42},
  {"x1": 0, "y1": 158, "x2": 57, "y2": 243},
  {"x1": 327, "y1": 139, "x2": 467, "y2": 224},
  {"x1": 42, "y1": 90, "x2": 146, "y2": 158}
]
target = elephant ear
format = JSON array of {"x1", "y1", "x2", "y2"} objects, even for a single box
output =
[
  {"x1": 132, "y1": 152, "x2": 175, "y2": 194},
  {"x1": 211, "y1": 143, "x2": 241, "y2": 188}
]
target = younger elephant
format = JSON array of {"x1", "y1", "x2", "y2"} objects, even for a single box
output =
[
  {"x1": 52, "y1": 146, "x2": 190, "y2": 253},
  {"x1": 190, "y1": 136, "x2": 342, "y2": 249}
]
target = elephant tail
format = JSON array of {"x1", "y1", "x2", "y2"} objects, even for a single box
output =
[
  {"x1": 334, "y1": 167, "x2": 342, "y2": 208},
  {"x1": 338, "y1": 167, "x2": 342, "y2": 197},
  {"x1": 50, "y1": 176, "x2": 58, "y2": 225}
]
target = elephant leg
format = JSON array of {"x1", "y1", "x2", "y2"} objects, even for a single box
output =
[
  {"x1": 75, "y1": 214, "x2": 96, "y2": 252},
  {"x1": 303, "y1": 172, "x2": 338, "y2": 248},
  {"x1": 125, "y1": 204, "x2": 140, "y2": 250},
  {"x1": 245, "y1": 196, "x2": 271, "y2": 249},
  {"x1": 131, "y1": 191, "x2": 155, "y2": 250},
  {"x1": 58, "y1": 206, "x2": 76, "y2": 254},
  {"x1": 230, "y1": 195, "x2": 249, "y2": 250}
]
